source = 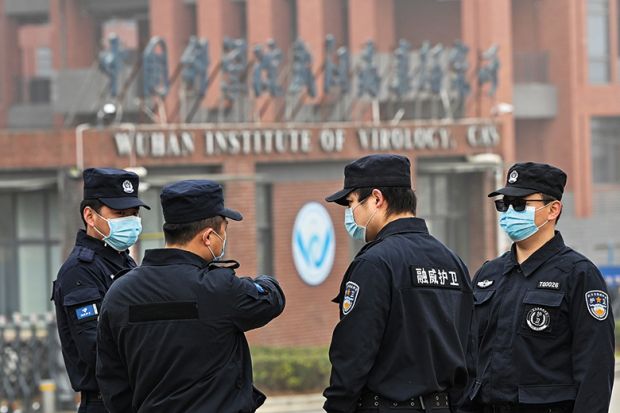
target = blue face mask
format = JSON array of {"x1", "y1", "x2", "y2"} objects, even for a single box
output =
[
  {"x1": 499, "y1": 205, "x2": 548, "y2": 242},
  {"x1": 206, "y1": 230, "x2": 227, "y2": 261},
  {"x1": 344, "y1": 200, "x2": 377, "y2": 242},
  {"x1": 92, "y1": 210, "x2": 142, "y2": 251}
]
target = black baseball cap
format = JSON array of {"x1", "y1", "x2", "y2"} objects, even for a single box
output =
[
  {"x1": 83, "y1": 168, "x2": 150, "y2": 210},
  {"x1": 488, "y1": 162, "x2": 567, "y2": 200},
  {"x1": 325, "y1": 154, "x2": 412, "y2": 205},
  {"x1": 160, "y1": 180, "x2": 243, "y2": 224}
]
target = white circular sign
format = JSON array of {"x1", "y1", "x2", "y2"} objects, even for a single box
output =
[{"x1": 292, "y1": 202, "x2": 336, "y2": 286}]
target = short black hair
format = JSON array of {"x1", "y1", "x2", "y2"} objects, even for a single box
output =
[
  {"x1": 353, "y1": 186, "x2": 417, "y2": 216},
  {"x1": 80, "y1": 199, "x2": 104, "y2": 228},
  {"x1": 163, "y1": 216, "x2": 225, "y2": 245}
]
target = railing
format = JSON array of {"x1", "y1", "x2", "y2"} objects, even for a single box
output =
[
  {"x1": 513, "y1": 51, "x2": 549, "y2": 83},
  {"x1": 0, "y1": 313, "x2": 74, "y2": 413}
]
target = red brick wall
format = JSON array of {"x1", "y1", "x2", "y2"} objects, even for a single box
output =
[
  {"x1": 18, "y1": 24, "x2": 52, "y2": 78},
  {"x1": 394, "y1": 0, "x2": 461, "y2": 47},
  {"x1": 49, "y1": 0, "x2": 96, "y2": 69},
  {"x1": 248, "y1": 180, "x2": 345, "y2": 346},
  {"x1": 149, "y1": 0, "x2": 194, "y2": 122},
  {"x1": 223, "y1": 162, "x2": 257, "y2": 275},
  {"x1": 0, "y1": 0, "x2": 19, "y2": 127}
]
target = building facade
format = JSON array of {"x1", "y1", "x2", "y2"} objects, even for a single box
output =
[{"x1": 0, "y1": 0, "x2": 618, "y2": 346}]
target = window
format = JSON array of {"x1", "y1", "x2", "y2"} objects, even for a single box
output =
[
  {"x1": 341, "y1": 0, "x2": 350, "y2": 50},
  {"x1": 592, "y1": 117, "x2": 620, "y2": 184},
  {"x1": 234, "y1": 0, "x2": 248, "y2": 41},
  {"x1": 587, "y1": 0, "x2": 611, "y2": 83},
  {"x1": 0, "y1": 190, "x2": 61, "y2": 315},
  {"x1": 35, "y1": 48, "x2": 53, "y2": 78},
  {"x1": 289, "y1": 0, "x2": 298, "y2": 43},
  {"x1": 415, "y1": 171, "x2": 471, "y2": 266},
  {"x1": 136, "y1": 187, "x2": 165, "y2": 262},
  {"x1": 256, "y1": 183, "x2": 273, "y2": 275}
]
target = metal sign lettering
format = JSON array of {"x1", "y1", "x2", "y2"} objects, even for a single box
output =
[
  {"x1": 324, "y1": 35, "x2": 350, "y2": 95},
  {"x1": 143, "y1": 37, "x2": 169, "y2": 98},
  {"x1": 98, "y1": 34, "x2": 126, "y2": 98},
  {"x1": 288, "y1": 39, "x2": 316, "y2": 97},
  {"x1": 221, "y1": 37, "x2": 248, "y2": 101},
  {"x1": 181, "y1": 36, "x2": 210, "y2": 97},
  {"x1": 357, "y1": 40, "x2": 381, "y2": 98},
  {"x1": 390, "y1": 39, "x2": 412, "y2": 99},
  {"x1": 112, "y1": 123, "x2": 500, "y2": 158},
  {"x1": 252, "y1": 39, "x2": 283, "y2": 97},
  {"x1": 130, "y1": 33, "x2": 501, "y2": 122},
  {"x1": 478, "y1": 44, "x2": 500, "y2": 97}
]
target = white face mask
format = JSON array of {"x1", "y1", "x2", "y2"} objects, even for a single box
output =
[{"x1": 206, "y1": 230, "x2": 227, "y2": 261}]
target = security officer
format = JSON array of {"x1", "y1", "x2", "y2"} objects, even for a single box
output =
[
  {"x1": 469, "y1": 162, "x2": 614, "y2": 413},
  {"x1": 324, "y1": 154, "x2": 474, "y2": 413},
  {"x1": 96, "y1": 180, "x2": 286, "y2": 413},
  {"x1": 52, "y1": 168, "x2": 150, "y2": 413}
]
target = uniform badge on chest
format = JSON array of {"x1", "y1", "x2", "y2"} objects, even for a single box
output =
[
  {"x1": 342, "y1": 281, "x2": 360, "y2": 315},
  {"x1": 477, "y1": 279, "x2": 494, "y2": 289},
  {"x1": 526, "y1": 307, "x2": 550, "y2": 331}
]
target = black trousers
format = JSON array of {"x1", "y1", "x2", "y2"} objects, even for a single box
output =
[
  {"x1": 77, "y1": 400, "x2": 107, "y2": 413},
  {"x1": 78, "y1": 392, "x2": 108, "y2": 413},
  {"x1": 480, "y1": 402, "x2": 573, "y2": 413},
  {"x1": 356, "y1": 408, "x2": 451, "y2": 413}
]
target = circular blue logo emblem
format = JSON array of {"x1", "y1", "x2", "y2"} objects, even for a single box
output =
[{"x1": 292, "y1": 202, "x2": 335, "y2": 286}]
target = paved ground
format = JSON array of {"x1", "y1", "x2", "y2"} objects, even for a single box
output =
[
  {"x1": 612, "y1": 364, "x2": 620, "y2": 413},
  {"x1": 54, "y1": 362, "x2": 620, "y2": 413},
  {"x1": 260, "y1": 362, "x2": 620, "y2": 413}
]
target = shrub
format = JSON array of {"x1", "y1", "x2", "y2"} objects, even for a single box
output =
[{"x1": 251, "y1": 346, "x2": 331, "y2": 393}]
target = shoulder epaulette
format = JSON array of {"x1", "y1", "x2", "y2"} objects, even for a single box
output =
[{"x1": 76, "y1": 247, "x2": 95, "y2": 263}]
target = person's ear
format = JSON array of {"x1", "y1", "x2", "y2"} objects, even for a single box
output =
[
  {"x1": 201, "y1": 228, "x2": 214, "y2": 246},
  {"x1": 372, "y1": 188, "x2": 386, "y2": 208},
  {"x1": 83, "y1": 207, "x2": 96, "y2": 228},
  {"x1": 547, "y1": 201, "x2": 562, "y2": 221}
]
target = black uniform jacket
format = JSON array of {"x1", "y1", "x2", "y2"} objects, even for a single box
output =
[
  {"x1": 470, "y1": 231, "x2": 614, "y2": 413},
  {"x1": 324, "y1": 217, "x2": 475, "y2": 413},
  {"x1": 52, "y1": 230, "x2": 136, "y2": 392},
  {"x1": 96, "y1": 248, "x2": 285, "y2": 413}
]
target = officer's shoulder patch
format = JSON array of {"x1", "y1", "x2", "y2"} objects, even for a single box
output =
[
  {"x1": 76, "y1": 247, "x2": 95, "y2": 263},
  {"x1": 477, "y1": 279, "x2": 494, "y2": 289},
  {"x1": 342, "y1": 281, "x2": 359, "y2": 315},
  {"x1": 75, "y1": 303, "x2": 98, "y2": 321},
  {"x1": 585, "y1": 290, "x2": 609, "y2": 321}
]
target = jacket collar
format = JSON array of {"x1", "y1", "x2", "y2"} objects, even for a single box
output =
[
  {"x1": 75, "y1": 229, "x2": 129, "y2": 261},
  {"x1": 142, "y1": 248, "x2": 210, "y2": 269},
  {"x1": 503, "y1": 231, "x2": 566, "y2": 277},
  {"x1": 375, "y1": 217, "x2": 429, "y2": 240}
]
